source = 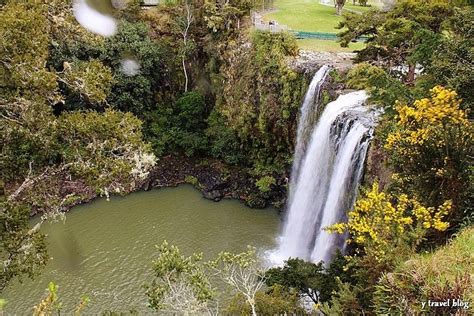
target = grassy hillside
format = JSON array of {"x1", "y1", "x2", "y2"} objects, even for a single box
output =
[{"x1": 375, "y1": 226, "x2": 474, "y2": 314}]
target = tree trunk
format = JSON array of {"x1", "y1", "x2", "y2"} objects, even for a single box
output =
[
  {"x1": 182, "y1": 58, "x2": 189, "y2": 93},
  {"x1": 181, "y1": 2, "x2": 192, "y2": 93},
  {"x1": 406, "y1": 64, "x2": 416, "y2": 85},
  {"x1": 335, "y1": 0, "x2": 346, "y2": 15},
  {"x1": 250, "y1": 302, "x2": 257, "y2": 316}
]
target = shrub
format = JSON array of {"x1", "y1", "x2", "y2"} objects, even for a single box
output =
[
  {"x1": 384, "y1": 86, "x2": 473, "y2": 228},
  {"x1": 255, "y1": 176, "x2": 276, "y2": 193},
  {"x1": 327, "y1": 182, "x2": 451, "y2": 263},
  {"x1": 374, "y1": 227, "x2": 474, "y2": 314}
]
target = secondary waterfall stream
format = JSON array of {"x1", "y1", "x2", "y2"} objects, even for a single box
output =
[{"x1": 272, "y1": 66, "x2": 377, "y2": 265}]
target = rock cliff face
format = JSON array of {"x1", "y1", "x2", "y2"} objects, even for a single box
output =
[
  {"x1": 363, "y1": 138, "x2": 392, "y2": 191},
  {"x1": 290, "y1": 50, "x2": 356, "y2": 73}
]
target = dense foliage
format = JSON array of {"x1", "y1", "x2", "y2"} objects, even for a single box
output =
[
  {"x1": 385, "y1": 86, "x2": 473, "y2": 228},
  {"x1": 316, "y1": 2, "x2": 474, "y2": 314},
  {"x1": 212, "y1": 31, "x2": 306, "y2": 172},
  {"x1": 1, "y1": 0, "x2": 473, "y2": 313},
  {"x1": 0, "y1": 0, "x2": 155, "y2": 291}
]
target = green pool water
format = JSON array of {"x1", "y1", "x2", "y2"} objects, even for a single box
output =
[{"x1": 3, "y1": 185, "x2": 280, "y2": 313}]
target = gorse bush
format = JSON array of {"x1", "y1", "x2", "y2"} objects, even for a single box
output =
[
  {"x1": 328, "y1": 183, "x2": 450, "y2": 262},
  {"x1": 384, "y1": 86, "x2": 473, "y2": 229}
]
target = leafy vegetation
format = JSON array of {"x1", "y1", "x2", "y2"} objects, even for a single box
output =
[
  {"x1": 146, "y1": 242, "x2": 296, "y2": 315},
  {"x1": 1, "y1": 0, "x2": 473, "y2": 313},
  {"x1": 374, "y1": 226, "x2": 474, "y2": 314},
  {"x1": 313, "y1": 2, "x2": 474, "y2": 314},
  {"x1": 0, "y1": 0, "x2": 155, "y2": 291},
  {"x1": 214, "y1": 31, "x2": 306, "y2": 173}
]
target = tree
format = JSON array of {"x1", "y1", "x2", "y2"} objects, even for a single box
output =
[
  {"x1": 208, "y1": 248, "x2": 266, "y2": 316},
  {"x1": 147, "y1": 244, "x2": 269, "y2": 316},
  {"x1": 0, "y1": 0, "x2": 157, "y2": 291},
  {"x1": 103, "y1": 21, "x2": 165, "y2": 114},
  {"x1": 337, "y1": 0, "x2": 454, "y2": 83},
  {"x1": 0, "y1": 201, "x2": 48, "y2": 292},
  {"x1": 225, "y1": 284, "x2": 305, "y2": 315},
  {"x1": 416, "y1": 6, "x2": 474, "y2": 112},
  {"x1": 265, "y1": 258, "x2": 325, "y2": 304},
  {"x1": 0, "y1": 1, "x2": 57, "y2": 99},
  {"x1": 146, "y1": 241, "x2": 215, "y2": 314},
  {"x1": 345, "y1": 63, "x2": 412, "y2": 109},
  {"x1": 178, "y1": 1, "x2": 195, "y2": 93},
  {"x1": 32, "y1": 281, "x2": 90, "y2": 315},
  {"x1": 57, "y1": 109, "x2": 156, "y2": 194},
  {"x1": 60, "y1": 59, "x2": 114, "y2": 106},
  {"x1": 145, "y1": 91, "x2": 209, "y2": 157},
  {"x1": 265, "y1": 253, "x2": 351, "y2": 306}
]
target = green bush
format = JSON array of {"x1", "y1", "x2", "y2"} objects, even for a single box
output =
[
  {"x1": 184, "y1": 175, "x2": 200, "y2": 187},
  {"x1": 255, "y1": 176, "x2": 276, "y2": 193},
  {"x1": 146, "y1": 91, "x2": 209, "y2": 157}
]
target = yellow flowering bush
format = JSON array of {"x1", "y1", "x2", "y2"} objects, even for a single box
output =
[
  {"x1": 327, "y1": 183, "x2": 451, "y2": 262},
  {"x1": 385, "y1": 86, "x2": 468, "y2": 150},
  {"x1": 384, "y1": 86, "x2": 473, "y2": 225}
]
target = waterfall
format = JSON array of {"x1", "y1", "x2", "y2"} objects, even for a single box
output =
[
  {"x1": 290, "y1": 65, "x2": 331, "y2": 198},
  {"x1": 271, "y1": 70, "x2": 377, "y2": 265}
]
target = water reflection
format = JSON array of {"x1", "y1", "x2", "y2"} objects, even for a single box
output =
[{"x1": 50, "y1": 231, "x2": 84, "y2": 271}]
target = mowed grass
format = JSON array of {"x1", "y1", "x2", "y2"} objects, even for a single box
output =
[
  {"x1": 297, "y1": 39, "x2": 365, "y2": 52},
  {"x1": 264, "y1": 0, "x2": 346, "y2": 33},
  {"x1": 263, "y1": 0, "x2": 379, "y2": 51},
  {"x1": 264, "y1": 0, "x2": 379, "y2": 33}
]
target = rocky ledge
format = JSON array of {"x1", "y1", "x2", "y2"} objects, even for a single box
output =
[
  {"x1": 291, "y1": 50, "x2": 356, "y2": 73},
  {"x1": 145, "y1": 155, "x2": 288, "y2": 209}
]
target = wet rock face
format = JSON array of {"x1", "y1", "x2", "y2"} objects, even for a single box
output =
[
  {"x1": 363, "y1": 139, "x2": 392, "y2": 190},
  {"x1": 203, "y1": 189, "x2": 224, "y2": 202},
  {"x1": 290, "y1": 50, "x2": 356, "y2": 73},
  {"x1": 147, "y1": 156, "x2": 288, "y2": 209}
]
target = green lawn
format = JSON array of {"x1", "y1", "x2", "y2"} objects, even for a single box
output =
[
  {"x1": 265, "y1": 0, "x2": 378, "y2": 33},
  {"x1": 297, "y1": 39, "x2": 365, "y2": 53},
  {"x1": 264, "y1": 0, "x2": 378, "y2": 51},
  {"x1": 265, "y1": 1, "x2": 345, "y2": 33}
]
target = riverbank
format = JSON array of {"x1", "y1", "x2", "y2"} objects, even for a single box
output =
[
  {"x1": 146, "y1": 156, "x2": 288, "y2": 209},
  {"x1": 6, "y1": 155, "x2": 290, "y2": 217}
]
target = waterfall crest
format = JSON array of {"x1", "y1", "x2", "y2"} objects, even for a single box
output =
[{"x1": 271, "y1": 69, "x2": 377, "y2": 265}]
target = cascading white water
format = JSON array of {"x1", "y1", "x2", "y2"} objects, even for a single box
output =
[
  {"x1": 271, "y1": 69, "x2": 377, "y2": 265},
  {"x1": 290, "y1": 65, "x2": 331, "y2": 198}
]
